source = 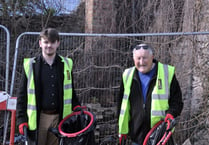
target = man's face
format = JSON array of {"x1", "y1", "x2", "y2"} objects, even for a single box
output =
[
  {"x1": 133, "y1": 49, "x2": 154, "y2": 74},
  {"x1": 39, "y1": 37, "x2": 60, "y2": 57}
]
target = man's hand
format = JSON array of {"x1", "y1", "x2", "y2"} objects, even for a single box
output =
[
  {"x1": 19, "y1": 122, "x2": 28, "y2": 135},
  {"x1": 164, "y1": 113, "x2": 174, "y2": 122},
  {"x1": 119, "y1": 134, "x2": 127, "y2": 145}
]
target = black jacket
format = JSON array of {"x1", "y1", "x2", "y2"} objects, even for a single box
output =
[
  {"x1": 117, "y1": 60, "x2": 183, "y2": 144},
  {"x1": 16, "y1": 54, "x2": 80, "y2": 144}
]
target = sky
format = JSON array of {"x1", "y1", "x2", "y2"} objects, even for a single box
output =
[
  {"x1": 0, "y1": 0, "x2": 82, "y2": 16},
  {"x1": 46, "y1": 0, "x2": 81, "y2": 14}
]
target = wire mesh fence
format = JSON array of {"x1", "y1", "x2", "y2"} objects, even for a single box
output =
[
  {"x1": 0, "y1": 25, "x2": 10, "y2": 92},
  {"x1": 8, "y1": 32, "x2": 209, "y2": 144},
  {"x1": 0, "y1": 25, "x2": 10, "y2": 145}
]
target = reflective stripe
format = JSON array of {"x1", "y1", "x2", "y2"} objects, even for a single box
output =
[
  {"x1": 123, "y1": 94, "x2": 128, "y2": 100},
  {"x1": 27, "y1": 58, "x2": 35, "y2": 90},
  {"x1": 27, "y1": 105, "x2": 36, "y2": 110},
  {"x1": 163, "y1": 64, "x2": 169, "y2": 98},
  {"x1": 152, "y1": 110, "x2": 166, "y2": 116},
  {"x1": 28, "y1": 89, "x2": 35, "y2": 94},
  {"x1": 125, "y1": 67, "x2": 134, "y2": 83},
  {"x1": 152, "y1": 94, "x2": 168, "y2": 99},
  {"x1": 120, "y1": 95, "x2": 128, "y2": 115},
  {"x1": 64, "y1": 84, "x2": 72, "y2": 89},
  {"x1": 120, "y1": 109, "x2": 125, "y2": 115},
  {"x1": 63, "y1": 57, "x2": 70, "y2": 68},
  {"x1": 64, "y1": 99, "x2": 72, "y2": 104}
]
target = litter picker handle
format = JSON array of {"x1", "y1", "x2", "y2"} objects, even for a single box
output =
[
  {"x1": 121, "y1": 136, "x2": 126, "y2": 145},
  {"x1": 23, "y1": 125, "x2": 28, "y2": 145}
]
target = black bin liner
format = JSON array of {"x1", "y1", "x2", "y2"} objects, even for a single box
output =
[
  {"x1": 144, "y1": 119, "x2": 176, "y2": 145},
  {"x1": 58, "y1": 111, "x2": 96, "y2": 145}
]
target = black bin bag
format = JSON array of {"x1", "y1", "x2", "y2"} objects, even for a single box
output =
[
  {"x1": 143, "y1": 119, "x2": 176, "y2": 145},
  {"x1": 58, "y1": 110, "x2": 96, "y2": 145}
]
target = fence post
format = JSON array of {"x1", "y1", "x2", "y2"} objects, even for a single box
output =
[{"x1": 7, "y1": 97, "x2": 17, "y2": 145}]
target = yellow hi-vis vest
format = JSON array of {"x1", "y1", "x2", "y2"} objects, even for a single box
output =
[
  {"x1": 118, "y1": 62, "x2": 175, "y2": 134},
  {"x1": 23, "y1": 56, "x2": 73, "y2": 130}
]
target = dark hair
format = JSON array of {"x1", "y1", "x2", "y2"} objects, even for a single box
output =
[{"x1": 39, "y1": 28, "x2": 59, "y2": 43}]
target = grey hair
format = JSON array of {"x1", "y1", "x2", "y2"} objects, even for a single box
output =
[{"x1": 132, "y1": 44, "x2": 154, "y2": 56}]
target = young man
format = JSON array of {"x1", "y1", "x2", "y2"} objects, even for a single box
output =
[
  {"x1": 16, "y1": 28, "x2": 81, "y2": 145},
  {"x1": 118, "y1": 44, "x2": 183, "y2": 145}
]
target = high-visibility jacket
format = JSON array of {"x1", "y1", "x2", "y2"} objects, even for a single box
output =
[
  {"x1": 118, "y1": 62, "x2": 175, "y2": 134},
  {"x1": 23, "y1": 56, "x2": 73, "y2": 130}
]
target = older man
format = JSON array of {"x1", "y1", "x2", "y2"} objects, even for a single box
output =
[{"x1": 117, "y1": 44, "x2": 183, "y2": 145}]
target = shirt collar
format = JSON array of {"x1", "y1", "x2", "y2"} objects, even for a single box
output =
[{"x1": 41, "y1": 53, "x2": 58, "y2": 65}]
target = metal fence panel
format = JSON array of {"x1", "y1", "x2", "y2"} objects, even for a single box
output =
[
  {"x1": 0, "y1": 25, "x2": 10, "y2": 145},
  {"x1": 10, "y1": 32, "x2": 209, "y2": 144},
  {"x1": 0, "y1": 25, "x2": 10, "y2": 92}
]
